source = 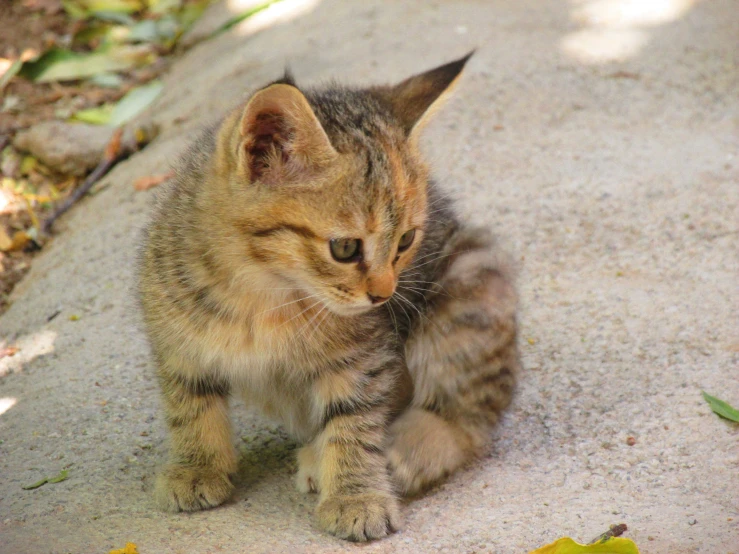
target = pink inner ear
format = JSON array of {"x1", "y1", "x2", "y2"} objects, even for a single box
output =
[{"x1": 245, "y1": 111, "x2": 293, "y2": 181}]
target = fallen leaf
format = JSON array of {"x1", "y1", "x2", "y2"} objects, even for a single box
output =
[
  {"x1": 108, "y1": 80, "x2": 163, "y2": 126},
  {"x1": 147, "y1": 0, "x2": 182, "y2": 15},
  {"x1": 0, "y1": 346, "x2": 19, "y2": 359},
  {"x1": 0, "y1": 230, "x2": 33, "y2": 252},
  {"x1": 89, "y1": 72, "x2": 125, "y2": 88},
  {"x1": 109, "y1": 542, "x2": 139, "y2": 554},
  {"x1": 71, "y1": 81, "x2": 163, "y2": 126},
  {"x1": 64, "y1": 0, "x2": 143, "y2": 17},
  {"x1": 211, "y1": 0, "x2": 280, "y2": 37},
  {"x1": 529, "y1": 537, "x2": 640, "y2": 554},
  {"x1": 47, "y1": 469, "x2": 70, "y2": 483},
  {"x1": 133, "y1": 170, "x2": 173, "y2": 191},
  {"x1": 22, "y1": 469, "x2": 69, "y2": 490},
  {"x1": 0, "y1": 59, "x2": 24, "y2": 92},
  {"x1": 702, "y1": 391, "x2": 739, "y2": 423},
  {"x1": 19, "y1": 45, "x2": 153, "y2": 83}
]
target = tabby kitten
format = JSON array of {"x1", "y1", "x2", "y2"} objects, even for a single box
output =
[{"x1": 138, "y1": 52, "x2": 519, "y2": 541}]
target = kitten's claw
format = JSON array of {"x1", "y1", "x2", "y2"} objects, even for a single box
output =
[
  {"x1": 315, "y1": 493, "x2": 401, "y2": 541},
  {"x1": 295, "y1": 444, "x2": 320, "y2": 494},
  {"x1": 155, "y1": 464, "x2": 233, "y2": 512}
]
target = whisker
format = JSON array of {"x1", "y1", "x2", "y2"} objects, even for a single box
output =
[
  {"x1": 408, "y1": 250, "x2": 467, "y2": 271},
  {"x1": 297, "y1": 304, "x2": 327, "y2": 342},
  {"x1": 275, "y1": 299, "x2": 323, "y2": 330},
  {"x1": 256, "y1": 293, "x2": 321, "y2": 316},
  {"x1": 307, "y1": 306, "x2": 331, "y2": 342},
  {"x1": 386, "y1": 302, "x2": 400, "y2": 340}
]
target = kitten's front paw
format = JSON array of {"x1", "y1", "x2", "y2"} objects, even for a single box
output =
[
  {"x1": 315, "y1": 492, "x2": 401, "y2": 542},
  {"x1": 155, "y1": 465, "x2": 234, "y2": 512}
]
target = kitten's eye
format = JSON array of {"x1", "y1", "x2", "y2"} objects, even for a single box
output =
[
  {"x1": 330, "y1": 238, "x2": 361, "y2": 262},
  {"x1": 397, "y1": 229, "x2": 416, "y2": 253}
]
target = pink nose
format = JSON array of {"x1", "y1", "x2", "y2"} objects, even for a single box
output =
[{"x1": 367, "y1": 293, "x2": 390, "y2": 304}]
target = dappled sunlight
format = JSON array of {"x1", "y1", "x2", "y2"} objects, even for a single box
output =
[
  {"x1": 0, "y1": 329, "x2": 56, "y2": 378},
  {"x1": 229, "y1": 0, "x2": 322, "y2": 37},
  {"x1": 0, "y1": 397, "x2": 17, "y2": 416},
  {"x1": 561, "y1": 0, "x2": 698, "y2": 63}
]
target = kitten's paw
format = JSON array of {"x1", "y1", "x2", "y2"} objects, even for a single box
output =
[
  {"x1": 155, "y1": 465, "x2": 234, "y2": 512},
  {"x1": 315, "y1": 492, "x2": 402, "y2": 542},
  {"x1": 388, "y1": 409, "x2": 471, "y2": 496},
  {"x1": 295, "y1": 444, "x2": 320, "y2": 494}
]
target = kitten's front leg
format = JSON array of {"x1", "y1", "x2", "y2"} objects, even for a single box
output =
[
  {"x1": 155, "y1": 359, "x2": 237, "y2": 512},
  {"x1": 310, "y1": 353, "x2": 407, "y2": 541}
]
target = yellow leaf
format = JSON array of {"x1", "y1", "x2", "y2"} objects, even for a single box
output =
[
  {"x1": 109, "y1": 542, "x2": 138, "y2": 554},
  {"x1": 530, "y1": 537, "x2": 640, "y2": 554}
]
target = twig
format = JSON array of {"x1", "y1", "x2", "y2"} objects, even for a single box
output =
[
  {"x1": 589, "y1": 523, "x2": 628, "y2": 544},
  {"x1": 41, "y1": 129, "x2": 124, "y2": 235}
]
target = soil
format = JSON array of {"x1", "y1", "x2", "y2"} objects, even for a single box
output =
[{"x1": 0, "y1": 1, "x2": 165, "y2": 314}]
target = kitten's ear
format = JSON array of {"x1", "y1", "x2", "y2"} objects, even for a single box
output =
[
  {"x1": 239, "y1": 84, "x2": 337, "y2": 184},
  {"x1": 381, "y1": 51, "x2": 473, "y2": 140}
]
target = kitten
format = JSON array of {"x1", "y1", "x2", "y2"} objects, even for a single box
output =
[{"x1": 138, "y1": 52, "x2": 519, "y2": 541}]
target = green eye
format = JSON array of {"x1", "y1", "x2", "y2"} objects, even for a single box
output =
[
  {"x1": 397, "y1": 229, "x2": 416, "y2": 252},
  {"x1": 330, "y1": 238, "x2": 361, "y2": 262}
]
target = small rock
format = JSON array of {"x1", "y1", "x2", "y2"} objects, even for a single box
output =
[
  {"x1": 12, "y1": 121, "x2": 142, "y2": 176},
  {"x1": 688, "y1": 518, "x2": 697, "y2": 525},
  {"x1": 626, "y1": 436, "x2": 636, "y2": 446}
]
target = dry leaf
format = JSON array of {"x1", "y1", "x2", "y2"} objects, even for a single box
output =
[
  {"x1": 133, "y1": 170, "x2": 174, "y2": 191},
  {"x1": 529, "y1": 537, "x2": 640, "y2": 554},
  {"x1": 0, "y1": 346, "x2": 20, "y2": 359},
  {"x1": 109, "y1": 542, "x2": 139, "y2": 554}
]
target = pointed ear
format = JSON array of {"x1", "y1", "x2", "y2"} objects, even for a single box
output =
[
  {"x1": 239, "y1": 84, "x2": 337, "y2": 184},
  {"x1": 379, "y1": 51, "x2": 473, "y2": 140}
]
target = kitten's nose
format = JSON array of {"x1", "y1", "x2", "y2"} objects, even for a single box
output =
[{"x1": 367, "y1": 293, "x2": 391, "y2": 305}]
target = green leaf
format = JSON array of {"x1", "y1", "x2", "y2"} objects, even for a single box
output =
[
  {"x1": 89, "y1": 72, "x2": 125, "y2": 88},
  {"x1": 529, "y1": 537, "x2": 640, "y2": 554},
  {"x1": 177, "y1": 0, "x2": 210, "y2": 30},
  {"x1": 0, "y1": 59, "x2": 23, "y2": 92},
  {"x1": 70, "y1": 104, "x2": 115, "y2": 124},
  {"x1": 19, "y1": 46, "x2": 152, "y2": 83},
  {"x1": 703, "y1": 391, "x2": 739, "y2": 423},
  {"x1": 47, "y1": 469, "x2": 70, "y2": 484},
  {"x1": 127, "y1": 19, "x2": 160, "y2": 42},
  {"x1": 22, "y1": 469, "x2": 69, "y2": 490},
  {"x1": 211, "y1": 0, "x2": 281, "y2": 37},
  {"x1": 63, "y1": 0, "x2": 143, "y2": 18},
  {"x1": 89, "y1": 10, "x2": 137, "y2": 25},
  {"x1": 108, "y1": 80, "x2": 163, "y2": 126},
  {"x1": 126, "y1": 17, "x2": 179, "y2": 44},
  {"x1": 146, "y1": 0, "x2": 182, "y2": 15},
  {"x1": 22, "y1": 478, "x2": 50, "y2": 490}
]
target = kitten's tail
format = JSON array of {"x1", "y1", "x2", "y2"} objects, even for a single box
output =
[{"x1": 389, "y1": 227, "x2": 520, "y2": 496}]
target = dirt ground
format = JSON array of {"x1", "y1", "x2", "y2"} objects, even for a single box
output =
[{"x1": 1, "y1": 0, "x2": 737, "y2": 553}]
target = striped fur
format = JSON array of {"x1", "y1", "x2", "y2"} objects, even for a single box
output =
[{"x1": 138, "y1": 53, "x2": 519, "y2": 541}]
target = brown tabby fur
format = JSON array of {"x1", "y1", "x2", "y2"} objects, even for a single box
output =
[{"x1": 138, "y1": 53, "x2": 519, "y2": 542}]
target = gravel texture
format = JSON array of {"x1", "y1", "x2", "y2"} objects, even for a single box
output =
[{"x1": 1, "y1": 0, "x2": 737, "y2": 553}]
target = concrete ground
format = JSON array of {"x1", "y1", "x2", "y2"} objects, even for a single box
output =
[{"x1": 1, "y1": 0, "x2": 737, "y2": 552}]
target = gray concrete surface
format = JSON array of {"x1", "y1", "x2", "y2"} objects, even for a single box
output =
[{"x1": 1, "y1": 0, "x2": 737, "y2": 552}]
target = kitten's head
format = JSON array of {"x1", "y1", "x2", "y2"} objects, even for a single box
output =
[{"x1": 215, "y1": 53, "x2": 471, "y2": 316}]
